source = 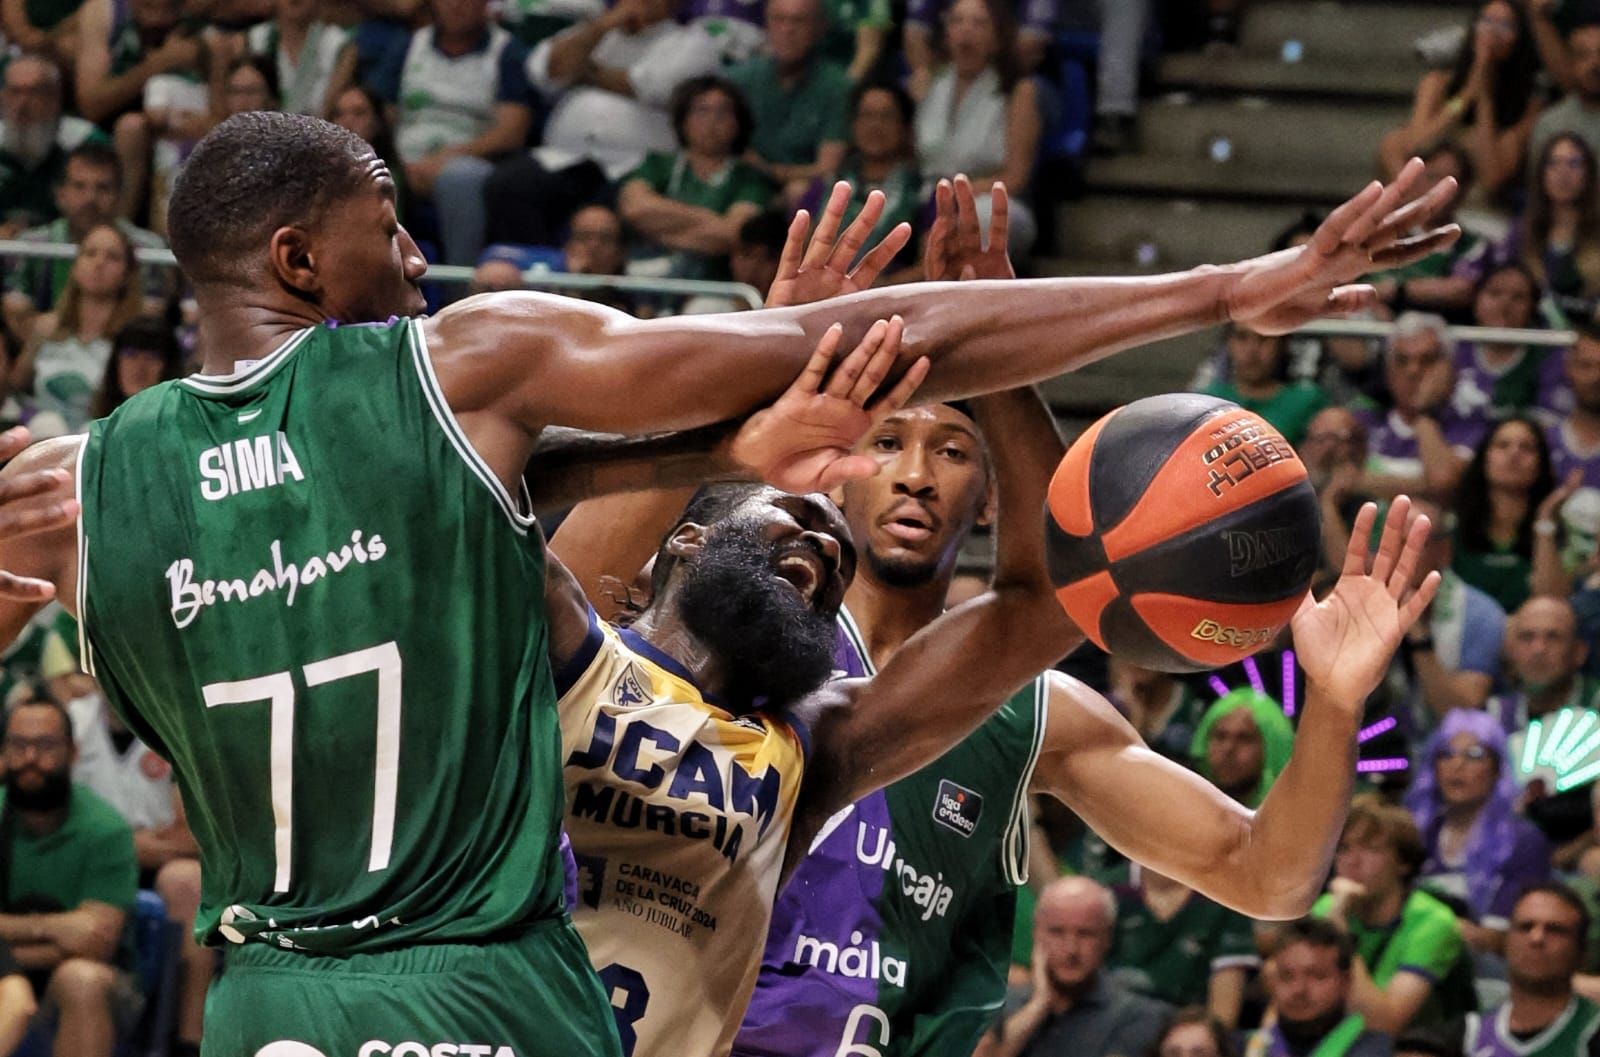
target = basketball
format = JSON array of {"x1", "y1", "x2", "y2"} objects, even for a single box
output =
[{"x1": 1046, "y1": 394, "x2": 1322, "y2": 673}]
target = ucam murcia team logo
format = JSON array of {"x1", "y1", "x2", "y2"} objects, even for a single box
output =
[
  {"x1": 614, "y1": 665, "x2": 649, "y2": 708},
  {"x1": 931, "y1": 779, "x2": 982, "y2": 838}
]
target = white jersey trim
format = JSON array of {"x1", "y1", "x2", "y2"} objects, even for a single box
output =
[
  {"x1": 72, "y1": 433, "x2": 96, "y2": 679},
  {"x1": 178, "y1": 327, "x2": 315, "y2": 394},
  {"x1": 1002, "y1": 674, "x2": 1048, "y2": 886},
  {"x1": 406, "y1": 319, "x2": 536, "y2": 534}
]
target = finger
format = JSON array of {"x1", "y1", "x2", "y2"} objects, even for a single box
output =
[
  {"x1": 1399, "y1": 570, "x2": 1442, "y2": 630},
  {"x1": 1313, "y1": 180, "x2": 1384, "y2": 257},
  {"x1": 847, "y1": 316, "x2": 901, "y2": 405},
  {"x1": 1324, "y1": 285, "x2": 1379, "y2": 316},
  {"x1": 0, "y1": 497, "x2": 78, "y2": 541},
  {"x1": 818, "y1": 454, "x2": 886, "y2": 491},
  {"x1": 868, "y1": 348, "x2": 929, "y2": 418},
  {"x1": 1343, "y1": 157, "x2": 1425, "y2": 247},
  {"x1": 1362, "y1": 175, "x2": 1457, "y2": 249},
  {"x1": 1342, "y1": 502, "x2": 1378, "y2": 577},
  {"x1": 802, "y1": 182, "x2": 851, "y2": 269},
  {"x1": 0, "y1": 467, "x2": 71, "y2": 504},
  {"x1": 1365, "y1": 225, "x2": 1462, "y2": 269},
  {"x1": 0, "y1": 571, "x2": 56, "y2": 602},
  {"x1": 831, "y1": 189, "x2": 886, "y2": 272},
  {"x1": 774, "y1": 210, "x2": 812, "y2": 286},
  {"x1": 1293, "y1": 589, "x2": 1316, "y2": 624},
  {"x1": 1387, "y1": 507, "x2": 1431, "y2": 601},
  {"x1": 1370, "y1": 495, "x2": 1412, "y2": 586},
  {"x1": 0, "y1": 426, "x2": 34, "y2": 463},
  {"x1": 924, "y1": 180, "x2": 955, "y2": 281},
  {"x1": 794, "y1": 323, "x2": 844, "y2": 395},
  {"x1": 987, "y1": 181, "x2": 1010, "y2": 257},
  {"x1": 849, "y1": 222, "x2": 913, "y2": 286},
  {"x1": 824, "y1": 319, "x2": 889, "y2": 399},
  {"x1": 954, "y1": 174, "x2": 982, "y2": 262}
]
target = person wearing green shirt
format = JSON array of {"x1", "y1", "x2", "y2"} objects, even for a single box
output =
[
  {"x1": 0, "y1": 698, "x2": 139, "y2": 1057},
  {"x1": 618, "y1": 75, "x2": 775, "y2": 280},
  {"x1": 1314, "y1": 794, "x2": 1474, "y2": 1035},
  {"x1": 1243, "y1": 918, "x2": 1390, "y2": 1057},
  {"x1": 1202, "y1": 324, "x2": 1329, "y2": 445},
  {"x1": 726, "y1": 0, "x2": 850, "y2": 196}
]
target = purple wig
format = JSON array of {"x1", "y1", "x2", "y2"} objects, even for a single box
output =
[{"x1": 1404, "y1": 709, "x2": 1522, "y2": 919}]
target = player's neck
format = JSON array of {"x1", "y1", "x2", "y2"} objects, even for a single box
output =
[
  {"x1": 192, "y1": 292, "x2": 325, "y2": 376},
  {"x1": 844, "y1": 571, "x2": 948, "y2": 669},
  {"x1": 626, "y1": 610, "x2": 729, "y2": 699}
]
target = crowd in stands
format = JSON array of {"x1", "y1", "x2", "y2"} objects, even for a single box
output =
[{"x1": 5, "y1": 0, "x2": 1600, "y2": 1056}]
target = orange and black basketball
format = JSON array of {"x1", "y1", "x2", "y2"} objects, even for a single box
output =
[{"x1": 1046, "y1": 394, "x2": 1321, "y2": 673}]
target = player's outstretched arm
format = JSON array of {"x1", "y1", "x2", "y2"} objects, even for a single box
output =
[
  {"x1": 424, "y1": 162, "x2": 1457, "y2": 448},
  {"x1": 0, "y1": 430, "x2": 84, "y2": 644},
  {"x1": 1030, "y1": 499, "x2": 1439, "y2": 920}
]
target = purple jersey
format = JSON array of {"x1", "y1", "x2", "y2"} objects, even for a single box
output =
[
  {"x1": 678, "y1": 0, "x2": 762, "y2": 24},
  {"x1": 1359, "y1": 407, "x2": 1488, "y2": 479}
]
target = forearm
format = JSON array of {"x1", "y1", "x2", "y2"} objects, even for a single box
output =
[
  {"x1": 134, "y1": 824, "x2": 200, "y2": 869},
  {"x1": 1532, "y1": 15, "x2": 1573, "y2": 92},
  {"x1": 969, "y1": 385, "x2": 1061, "y2": 585},
  {"x1": 525, "y1": 421, "x2": 742, "y2": 511},
  {"x1": 79, "y1": 59, "x2": 156, "y2": 123},
  {"x1": 1531, "y1": 534, "x2": 1573, "y2": 598},
  {"x1": 1413, "y1": 417, "x2": 1465, "y2": 496},
  {"x1": 1207, "y1": 967, "x2": 1246, "y2": 1030},
  {"x1": 657, "y1": 213, "x2": 744, "y2": 256},
  {"x1": 546, "y1": 21, "x2": 611, "y2": 84},
  {"x1": 8, "y1": 940, "x2": 62, "y2": 971},
  {"x1": 1403, "y1": 275, "x2": 1474, "y2": 313},
  {"x1": 972, "y1": 1000, "x2": 1050, "y2": 1057},
  {"x1": 443, "y1": 116, "x2": 529, "y2": 161},
  {"x1": 581, "y1": 63, "x2": 632, "y2": 97},
  {"x1": 0, "y1": 910, "x2": 116, "y2": 962},
  {"x1": 847, "y1": 25, "x2": 884, "y2": 81},
  {"x1": 1413, "y1": 651, "x2": 1490, "y2": 712},
  {"x1": 623, "y1": 193, "x2": 721, "y2": 240}
]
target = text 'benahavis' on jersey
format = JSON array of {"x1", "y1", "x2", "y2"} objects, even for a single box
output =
[
  {"x1": 733, "y1": 606, "x2": 1049, "y2": 1057},
  {"x1": 556, "y1": 605, "x2": 809, "y2": 1057},
  {"x1": 74, "y1": 320, "x2": 621, "y2": 1054}
]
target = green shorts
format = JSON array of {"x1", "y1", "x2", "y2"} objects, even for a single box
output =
[{"x1": 201, "y1": 917, "x2": 621, "y2": 1057}]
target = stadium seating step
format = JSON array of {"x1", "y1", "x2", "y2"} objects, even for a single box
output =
[{"x1": 1051, "y1": 196, "x2": 1321, "y2": 271}]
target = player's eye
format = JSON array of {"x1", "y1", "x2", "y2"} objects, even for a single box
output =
[
  {"x1": 871, "y1": 436, "x2": 900, "y2": 452},
  {"x1": 940, "y1": 446, "x2": 969, "y2": 462}
]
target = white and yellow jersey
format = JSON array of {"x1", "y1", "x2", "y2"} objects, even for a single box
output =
[{"x1": 556, "y1": 609, "x2": 810, "y2": 1057}]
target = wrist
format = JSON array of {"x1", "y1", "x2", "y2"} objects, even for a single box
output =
[{"x1": 1535, "y1": 517, "x2": 1559, "y2": 537}]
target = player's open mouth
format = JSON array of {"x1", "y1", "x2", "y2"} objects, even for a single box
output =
[
  {"x1": 881, "y1": 504, "x2": 935, "y2": 543},
  {"x1": 774, "y1": 551, "x2": 827, "y2": 606}
]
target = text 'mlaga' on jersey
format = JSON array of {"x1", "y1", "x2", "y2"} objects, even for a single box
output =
[{"x1": 199, "y1": 432, "x2": 305, "y2": 501}]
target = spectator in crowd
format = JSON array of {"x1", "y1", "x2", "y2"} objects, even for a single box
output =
[
  {"x1": 89, "y1": 312, "x2": 185, "y2": 419},
  {"x1": 1530, "y1": 19, "x2": 1600, "y2": 165},
  {"x1": 8, "y1": 223, "x2": 145, "y2": 435},
  {"x1": 1490, "y1": 595, "x2": 1598, "y2": 731},
  {"x1": 2, "y1": 0, "x2": 87, "y2": 70},
  {"x1": 484, "y1": 0, "x2": 720, "y2": 247},
  {"x1": 1543, "y1": 328, "x2": 1600, "y2": 569},
  {"x1": 392, "y1": 0, "x2": 534, "y2": 266},
  {"x1": 1378, "y1": 0, "x2": 1541, "y2": 197},
  {"x1": 1108, "y1": 864, "x2": 1259, "y2": 1029},
  {"x1": 1241, "y1": 918, "x2": 1389, "y2": 1057},
  {"x1": 1, "y1": 143, "x2": 168, "y2": 343},
  {"x1": 817, "y1": 0, "x2": 890, "y2": 81},
  {"x1": 1304, "y1": 407, "x2": 1372, "y2": 573},
  {"x1": 1105, "y1": 655, "x2": 1206, "y2": 763},
  {"x1": 0, "y1": 698, "x2": 139, "y2": 1057},
  {"x1": 1461, "y1": 885, "x2": 1600, "y2": 1056},
  {"x1": 1392, "y1": 1034, "x2": 1462, "y2": 1057},
  {"x1": 75, "y1": 0, "x2": 211, "y2": 220},
  {"x1": 728, "y1": 208, "x2": 787, "y2": 298},
  {"x1": 913, "y1": 0, "x2": 1041, "y2": 254},
  {"x1": 1405, "y1": 709, "x2": 1552, "y2": 953},
  {"x1": 1452, "y1": 263, "x2": 1551, "y2": 422},
  {"x1": 0, "y1": 54, "x2": 108, "y2": 238},
  {"x1": 215, "y1": 54, "x2": 281, "y2": 118},
  {"x1": 0, "y1": 940, "x2": 35, "y2": 1057},
  {"x1": 976, "y1": 876, "x2": 1168, "y2": 1057},
  {"x1": 1372, "y1": 144, "x2": 1483, "y2": 320},
  {"x1": 1360, "y1": 313, "x2": 1483, "y2": 500},
  {"x1": 1452, "y1": 415, "x2": 1571, "y2": 610},
  {"x1": 1199, "y1": 324, "x2": 1328, "y2": 445},
  {"x1": 1149, "y1": 1008, "x2": 1234, "y2": 1057},
  {"x1": 901, "y1": 0, "x2": 1052, "y2": 100},
  {"x1": 1314, "y1": 795, "x2": 1473, "y2": 1034},
  {"x1": 726, "y1": 0, "x2": 849, "y2": 200},
  {"x1": 328, "y1": 83, "x2": 406, "y2": 217},
  {"x1": 1513, "y1": 133, "x2": 1600, "y2": 312},
  {"x1": 1188, "y1": 689, "x2": 1294, "y2": 809},
  {"x1": 473, "y1": 203, "x2": 627, "y2": 290},
  {"x1": 618, "y1": 76, "x2": 773, "y2": 279},
  {"x1": 677, "y1": 0, "x2": 764, "y2": 66},
  {"x1": 795, "y1": 82, "x2": 922, "y2": 266},
  {"x1": 227, "y1": 0, "x2": 356, "y2": 117},
  {"x1": 1393, "y1": 496, "x2": 1505, "y2": 723}
]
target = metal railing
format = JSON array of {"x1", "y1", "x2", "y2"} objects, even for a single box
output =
[
  {"x1": 1292, "y1": 318, "x2": 1576, "y2": 347},
  {"x1": 0, "y1": 240, "x2": 766, "y2": 310}
]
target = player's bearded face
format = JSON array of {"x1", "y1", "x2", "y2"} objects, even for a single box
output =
[{"x1": 676, "y1": 522, "x2": 839, "y2": 712}]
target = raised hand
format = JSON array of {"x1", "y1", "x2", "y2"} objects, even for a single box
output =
[
  {"x1": 1223, "y1": 158, "x2": 1461, "y2": 335},
  {"x1": 764, "y1": 182, "x2": 913, "y2": 308},
  {"x1": 1292, "y1": 495, "x2": 1440, "y2": 710},
  {"x1": 0, "y1": 426, "x2": 77, "y2": 602},
  {"x1": 923, "y1": 175, "x2": 1015, "y2": 282},
  {"x1": 729, "y1": 319, "x2": 929, "y2": 493}
]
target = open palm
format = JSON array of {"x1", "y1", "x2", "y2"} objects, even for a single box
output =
[
  {"x1": 1292, "y1": 496, "x2": 1439, "y2": 711},
  {"x1": 765, "y1": 183, "x2": 912, "y2": 309}
]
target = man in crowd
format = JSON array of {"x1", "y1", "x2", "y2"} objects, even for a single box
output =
[
  {"x1": 1200, "y1": 324, "x2": 1328, "y2": 445},
  {"x1": 1360, "y1": 313, "x2": 1483, "y2": 500},
  {"x1": 0, "y1": 698, "x2": 139, "y2": 1057},
  {"x1": 472, "y1": 203, "x2": 629, "y2": 292},
  {"x1": 393, "y1": 0, "x2": 535, "y2": 265},
  {"x1": 1490, "y1": 596, "x2": 1598, "y2": 733},
  {"x1": 1242, "y1": 918, "x2": 1389, "y2": 1057},
  {"x1": 1303, "y1": 406, "x2": 1373, "y2": 574},
  {"x1": 727, "y1": 0, "x2": 849, "y2": 198},
  {"x1": 1314, "y1": 795, "x2": 1472, "y2": 1034},
  {"x1": 0, "y1": 55, "x2": 107, "y2": 238},
  {"x1": 976, "y1": 876, "x2": 1168, "y2": 1057},
  {"x1": 1462, "y1": 885, "x2": 1600, "y2": 1056},
  {"x1": 1531, "y1": 19, "x2": 1600, "y2": 165},
  {"x1": 1545, "y1": 327, "x2": 1600, "y2": 574}
]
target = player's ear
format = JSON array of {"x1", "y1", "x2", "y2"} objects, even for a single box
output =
[
  {"x1": 975, "y1": 469, "x2": 997, "y2": 529},
  {"x1": 267, "y1": 225, "x2": 320, "y2": 298},
  {"x1": 664, "y1": 523, "x2": 708, "y2": 561}
]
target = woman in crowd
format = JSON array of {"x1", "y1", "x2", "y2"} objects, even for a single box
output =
[
  {"x1": 216, "y1": 55, "x2": 282, "y2": 120},
  {"x1": 238, "y1": 0, "x2": 355, "y2": 117},
  {"x1": 1450, "y1": 262, "x2": 1551, "y2": 421},
  {"x1": 1405, "y1": 709, "x2": 1551, "y2": 953},
  {"x1": 1378, "y1": 0, "x2": 1541, "y2": 197},
  {"x1": 90, "y1": 314, "x2": 187, "y2": 420},
  {"x1": 1511, "y1": 133, "x2": 1600, "y2": 313},
  {"x1": 1452, "y1": 415, "x2": 1571, "y2": 610},
  {"x1": 912, "y1": 0, "x2": 1039, "y2": 253},
  {"x1": 1148, "y1": 1008, "x2": 1235, "y2": 1057},
  {"x1": 330, "y1": 84, "x2": 407, "y2": 219},
  {"x1": 617, "y1": 75, "x2": 774, "y2": 280},
  {"x1": 8, "y1": 223, "x2": 144, "y2": 434}
]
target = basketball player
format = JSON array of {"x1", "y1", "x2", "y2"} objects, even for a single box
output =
[
  {"x1": 0, "y1": 111, "x2": 1452, "y2": 1055},
  {"x1": 550, "y1": 183, "x2": 1445, "y2": 1057}
]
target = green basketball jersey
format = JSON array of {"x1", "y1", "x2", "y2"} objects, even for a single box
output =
[{"x1": 76, "y1": 319, "x2": 568, "y2": 954}]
